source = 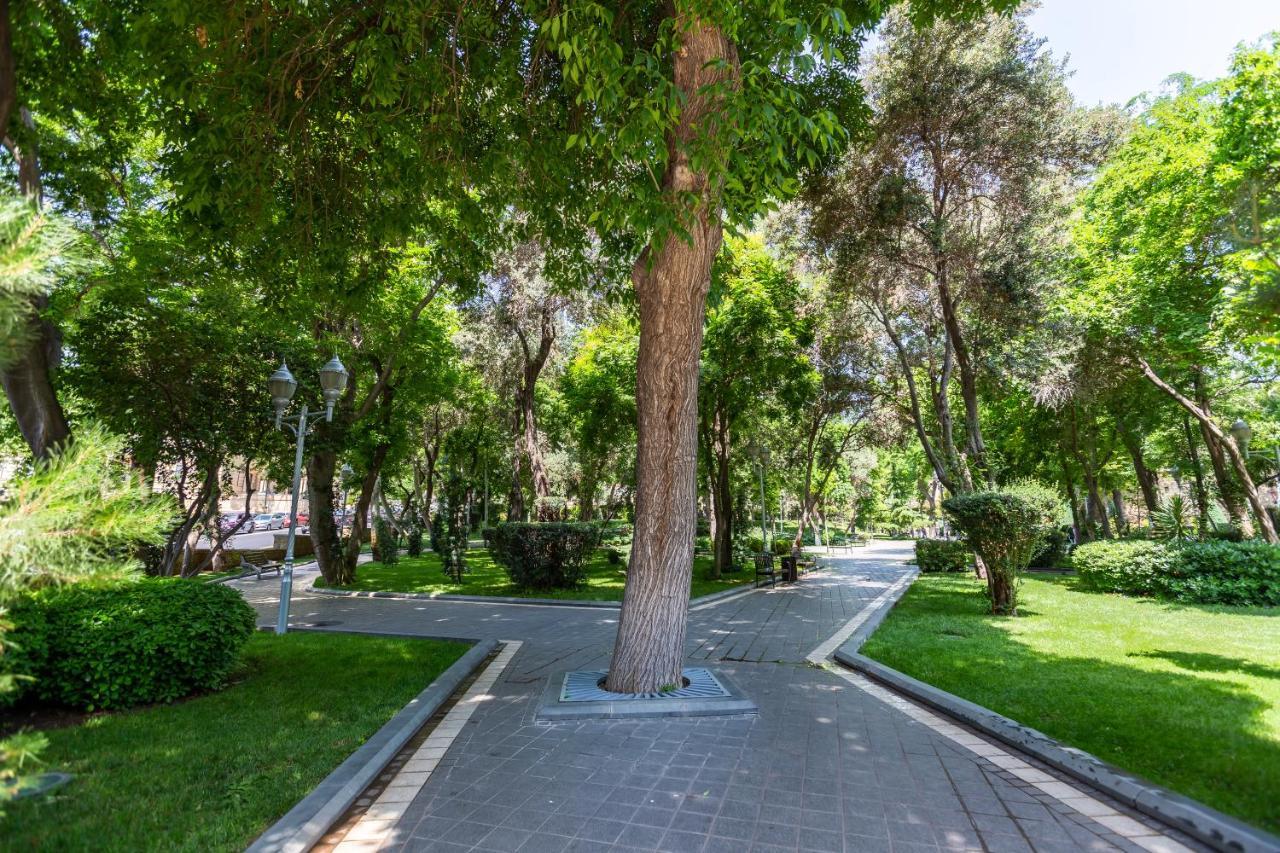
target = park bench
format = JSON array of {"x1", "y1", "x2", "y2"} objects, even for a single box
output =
[
  {"x1": 754, "y1": 552, "x2": 777, "y2": 587},
  {"x1": 238, "y1": 549, "x2": 283, "y2": 580}
]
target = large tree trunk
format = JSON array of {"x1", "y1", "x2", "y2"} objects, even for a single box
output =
[
  {"x1": 1139, "y1": 358, "x2": 1277, "y2": 543},
  {"x1": 0, "y1": 85, "x2": 70, "y2": 459},
  {"x1": 607, "y1": 15, "x2": 736, "y2": 694},
  {"x1": 307, "y1": 448, "x2": 353, "y2": 585}
]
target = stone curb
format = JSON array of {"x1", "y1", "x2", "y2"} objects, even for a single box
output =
[
  {"x1": 246, "y1": 638, "x2": 499, "y2": 853},
  {"x1": 830, "y1": 578, "x2": 1280, "y2": 853},
  {"x1": 310, "y1": 580, "x2": 758, "y2": 610}
]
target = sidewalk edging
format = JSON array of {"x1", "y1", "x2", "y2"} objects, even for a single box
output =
[
  {"x1": 830, "y1": 578, "x2": 1280, "y2": 853},
  {"x1": 246, "y1": 638, "x2": 498, "y2": 853}
]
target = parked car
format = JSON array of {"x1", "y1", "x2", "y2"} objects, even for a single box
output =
[
  {"x1": 271, "y1": 512, "x2": 288, "y2": 529},
  {"x1": 253, "y1": 513, "x2": 282, "y2": 531},
  {"x1": 286, "y1": 512, "x2": 309, "y2": 531},
  {"x1": 219, "y1": 513, "x2": 254, "y2": 534}
]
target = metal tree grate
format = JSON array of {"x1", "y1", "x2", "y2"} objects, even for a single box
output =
[{"x1": 560, "y1": 668, "x2": 731, "y2": 702}]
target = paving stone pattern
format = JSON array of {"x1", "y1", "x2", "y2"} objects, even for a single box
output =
[{"x1": 233, "y1": 543, "x2": 1204, "y2": 853}]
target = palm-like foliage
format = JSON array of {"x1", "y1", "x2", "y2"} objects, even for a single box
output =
[{"x1": 1152, "y1": 494, "x2": 1196, "y2": 541}]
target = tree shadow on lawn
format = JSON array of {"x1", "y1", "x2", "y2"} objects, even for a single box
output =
[
  {"x1": 864, "y1": 578, "x2": 1280, "y2": 833},
  {"x1": 1131, "y1": 650, "x2": 1280, "y2": 681}
]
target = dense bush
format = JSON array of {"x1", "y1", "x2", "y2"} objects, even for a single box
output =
[
  {"x1": 488, "y1": 523, "x2": 602, "y2": 590},
  {"x1": 943, "y1": 491, "x2": 1054, "y2": 615},
  {"x1": 1074, "y1": 539, "x2": 1280, "y2": 606},
  {"x1": 915, "y1": 538, "x2": 972, "y2": 572},
  {"x1": 3, "y1": 580, "x2": 255, "y2": 711},
  {"x1": 373, "y1": 517, "x2": 400, "y2": 564},
  {"x1": 406, "y1": 524, "x2": 424, "y2": 557},
  {"x1": 1030, "y1": 527, "x2": 1072, "y2": 568},
  {"x1": 1072, "y1": 540, "x2": 1176, "y2": 595}
]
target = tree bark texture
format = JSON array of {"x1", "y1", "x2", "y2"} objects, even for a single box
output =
[{"x1": 606, "y1": 15, "x2": 737, "y2": 694}]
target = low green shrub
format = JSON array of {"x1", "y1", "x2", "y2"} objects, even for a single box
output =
[
  {"x1": 604, "y1": 547, "x2": 626, "y2": 567},
  {"x1": 406, "y1": 525, "x2": 424, "y2": 557},
  {"x1": 1073, "y1": 539, "x2": 1280, "y2": 606},
  {"x1": 915, "y1": 538, "x2": 972, "y2": 572},
  {"x1": 3, "y1": 580, "x2": 255, "y2": 711},
  {"x1": 694, "y1": 535, "x2": 711, "y2": 552},
  {"x1": 488, "y1": 522, "x2": 602, "y2": 590},
  {"x1": 772, "y1": 539, "x2": 791, "y2": 556}
]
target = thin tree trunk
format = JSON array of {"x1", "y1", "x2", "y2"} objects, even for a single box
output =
[
  {"x1": 607, "y1": 14, "x2": 736, "y2": 694},
  {"x1": 1119, "y1": 426, "x2": 1160, "y2": 513},
  {"x1": 1183, "y1": 413, "x2": 1211, "y2": 536},
  {"x1": 1139, "y1": 358, "x2": 1277, "y2": 543}
]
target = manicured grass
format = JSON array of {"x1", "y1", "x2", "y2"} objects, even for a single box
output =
[
  {"x1": 861, "y1": 574, "x2": 1280, "y2": 833},
  {"x1": 317, "y1": 549, "x2": 753, "y2": 601},
  {"x1": 2, "y1": 632, "x2": 469, "y2": 852}
]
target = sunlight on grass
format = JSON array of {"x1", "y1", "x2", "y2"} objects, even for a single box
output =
[
  {"x1": 318, "y1": 548, "x2": 752, "y2": 601},
  {"x1": 861, "y1": 574, "x2": 1280, "y2": 833},
  {"x1": 2, "y1": 633, "x2": 468, "y2": 852}
]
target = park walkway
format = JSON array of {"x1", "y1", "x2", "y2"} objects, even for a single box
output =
[{"x1": 231, "y1": 542, "x2": 1203, "y2": 853}]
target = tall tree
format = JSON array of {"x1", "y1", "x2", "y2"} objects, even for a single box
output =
[{"x1": 805, "y1": 9, "x2": 1102, "y2": 493}]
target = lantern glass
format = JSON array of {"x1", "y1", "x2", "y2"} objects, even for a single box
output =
[
  {"x1": 1230, "y1": 419, "x2": 1252, "y2": 453},
  {"x1": 269, "y1": 362, "x2": 297, "y2": 406}
]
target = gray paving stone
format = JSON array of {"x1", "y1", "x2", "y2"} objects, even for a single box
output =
[{"x1": 233, "y1": 544, "x2": 1209, "y2": 853}]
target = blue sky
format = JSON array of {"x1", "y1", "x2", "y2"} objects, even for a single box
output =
[{"x1": 1027, "y1": 0, "x2": 1278, "y2": 105}]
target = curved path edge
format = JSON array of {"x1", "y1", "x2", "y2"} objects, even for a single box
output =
[
  {"x1": 247, "y1": 637, "x2": 499, "y2": 853},
  {"x1": 828, "y1": 574, "x2": 1280, "y2": 853}
]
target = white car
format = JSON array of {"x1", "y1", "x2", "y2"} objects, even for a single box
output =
[{"x1": 253, "y1": 513, "x2": 282, "y2": 531}]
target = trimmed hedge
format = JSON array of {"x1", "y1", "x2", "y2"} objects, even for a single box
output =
[
  {"x1": 3, "y1": 579, "x2": 256, "y2": 711},
  {"x1": 1073, "y1": 539, "x2": 1280, "y2": 606},
  {"x1": 487, "y1": 522, "x2": 602, "y2": 590},
  {"x1": 915, "y1": 538, "x2": 972, "y2": 572}
]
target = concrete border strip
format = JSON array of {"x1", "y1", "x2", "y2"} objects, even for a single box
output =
[
  {"x1": 813, "y1": 568, "x2": 1278, "y2": 853},
  {"x1": 246, "y1": 638, "x2": 498, "y2": 853},
  {"x1": 329, "y1": 641, "x2": 524, "y2": 852}
]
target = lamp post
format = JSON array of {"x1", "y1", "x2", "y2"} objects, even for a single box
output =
[
  {"x1": 269, "y1": 356, "x2": 349, "y2": 635},
  {"x1": 747, "y1": 441, "x2": 771, "y2": 552},
  {"x1": 1231, "y1": 419, "x2": 1280, "y2": 500}
]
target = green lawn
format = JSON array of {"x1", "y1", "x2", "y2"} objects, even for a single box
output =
[
  {"x1": 317, "y1": 549, "x2": 753, "y2": 601},
  {"x1": 861, "y1": 574, "x2": 1280, "y2": 833},
  {"x1": 2, "y1": 633, "x2": 469, "y2": 852}
]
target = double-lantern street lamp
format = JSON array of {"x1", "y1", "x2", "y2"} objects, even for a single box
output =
[{"x1": 267, "y1": 356, "x2": 349, "y2": 635}]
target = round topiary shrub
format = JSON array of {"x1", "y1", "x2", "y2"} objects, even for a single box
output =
[
  {"x1": 4, "y1": 579, "x2": 256, "y2": 711},
  {"x1": 488, "y1": 522, "x2": 602, "y2": 590},
  {"x1": 942, "y1": 490, "x2": 1055, "y2": 615}
]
